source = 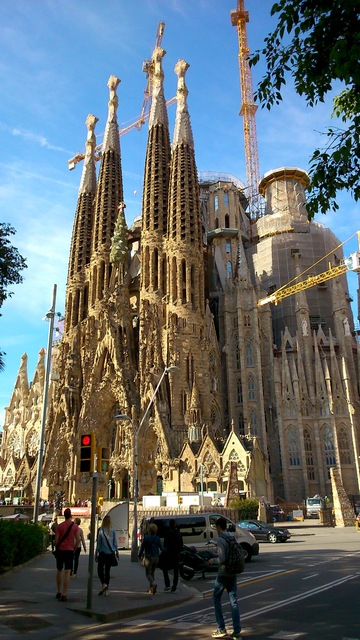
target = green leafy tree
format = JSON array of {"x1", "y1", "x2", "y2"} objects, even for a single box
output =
[
  {"x1": 0, "y1": 223, "x2": 27, "y2": 370},
  {"x1": 251, "y1": 0, "x2": 360, "y2": 218}
]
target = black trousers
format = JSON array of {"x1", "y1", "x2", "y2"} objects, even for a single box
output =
[
  {"x1": 97, "y1": 551, "x2": 113, "y2": 586},
  {"x1": 163, "y1": 559, "x2": 179, "y2": 588},
  {"x1": 73, "y1": 547, "x2": 81, "y2": 574}
]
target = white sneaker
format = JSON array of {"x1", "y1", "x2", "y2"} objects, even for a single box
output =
[{"x1": 212, "y1": 630, "x2": 228, "y2": 639}]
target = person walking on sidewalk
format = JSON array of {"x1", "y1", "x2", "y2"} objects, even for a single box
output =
[
  {"x1": 55, "y1": 508, "x2": 80, "y2": 602},
  {"x1": 210, "y1": 517, "x2": 242, "y2": 639},
  {"x1": 95, "y1": 515, "x2": 119, "y2": 596},
  {"x1": 162, "y1": 519, "x2": 183, "y2": 592},
  {"x1": 49, "y1": 514, "x2": 58, "y2": 551},
  {"x1": 71, "y1": 517, "x2": 86, "y2": 577},
  {"x1": 138, "y1": 522, "x2": 163, "y2": 594}
]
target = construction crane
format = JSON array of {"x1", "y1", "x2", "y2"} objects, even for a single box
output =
[
  {"x1": 68, "y1": 22, "x2": 175, "y2": 170},
  {"x1": 257, "y1": 234, "x2": 360, "y2": 307},
  {"x1": 231, "y1": 1, "x2": 263, "y2": 220}
]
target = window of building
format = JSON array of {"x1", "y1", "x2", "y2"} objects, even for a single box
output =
[
  {"x1": 304, "y1": 429, "x2": 315, "y2": 480},
  {"x1": 238, "y1": 413, "x2": 245, "y2": 435},
  {"x1": 245, "y1": 343, "x2": 253, "y2": 366},
  {"x1": 244, "y1": 315, "x2": 251, "y2": 326},
  {"x1": 225, "y1": 213, "x2": 230, "y2": 228},
  {"x1": 236, "y1": 344, "x2": 241, "y2": 370},
  {"x1": 338, "y1": 426, "x2": 351, "y2": 464},
  {"x1": 250, "y1": 409, "x2": 257, "y2": 435},
  {"x1": 224, "y1": 192, "x2": 229, "y2": 207},
  {"x1": 226, "y1": 239, "x2": 231, "y2": 254},
  {"x1": 237, "y1": 379, "x2": 243, "y2": 404},
  {"x1": 214, "y1": 195, "x2": 219, "y2": 212},
  {"x1": 248, "y1": 374, "x2": 255, "y2": 400},
  {"x1": 323, "y1": 425, "x2": 336, "y2": 474},
  {"x1": 227, "y1": 261, "x2": 232, "y2": 277},
  {"x1": 288, "y1": 426, "x2": 301, "y2": 466}
]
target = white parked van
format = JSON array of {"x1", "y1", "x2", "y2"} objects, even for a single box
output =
[{"x1": 140, "y1": 512, "x2": 259, "y2": 561}]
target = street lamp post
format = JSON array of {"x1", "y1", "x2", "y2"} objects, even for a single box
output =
[
  {"x1": 116, "y1": 364, "x2": 177, "y2": 562},
  {"x1": 33, "y1": 284, "x2": 57, "y2": 523}
]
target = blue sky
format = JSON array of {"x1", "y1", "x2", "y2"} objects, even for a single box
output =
[{"x1": 1, "y1": 0, "x2": 359, "y2": 424}]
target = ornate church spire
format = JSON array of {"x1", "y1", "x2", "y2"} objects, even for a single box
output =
[
  {"x1": 91, "y1": 76, "x2": 124, "y2": 304},
  {"x1": 167, "y1": 60, "x2": 204, "y2": 312},
  {"x1": 65, "y1": 114, "x2": 98, "y2": 330}
]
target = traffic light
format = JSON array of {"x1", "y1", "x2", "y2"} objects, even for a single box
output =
[
  {"x1": 80, "y1": 433, "x2": 96, "y2": 472},
  {"x1": 97, "y1": 446, "x2": 111, "y2": 473}
]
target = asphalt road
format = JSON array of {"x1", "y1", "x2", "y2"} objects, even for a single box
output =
[{"x1": 64, "y1": 525, "x2": 360, "y2": 639}]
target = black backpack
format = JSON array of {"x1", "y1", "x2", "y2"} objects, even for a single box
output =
[{"x1": 225, "y1": 536, "x2": 245, "y2": 574}]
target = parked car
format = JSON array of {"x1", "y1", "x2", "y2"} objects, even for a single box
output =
[{"x1": 238, "y1": 519, "x2": 291, "y2": 543}]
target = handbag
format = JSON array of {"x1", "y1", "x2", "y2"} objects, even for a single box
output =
[{"x1": 102, "y1": 529, "x2": 118, "y2": 567}]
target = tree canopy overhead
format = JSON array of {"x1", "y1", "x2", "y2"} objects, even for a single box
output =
[
  {"x1": 0, "y1": 222, "x2": 27, "y2": 370},
  {"x1": 251, "y1": 0, "x2": 360, "y2": 218}
]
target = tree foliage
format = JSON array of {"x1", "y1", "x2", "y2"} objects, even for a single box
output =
[
  {"x1": 250, "y1": 0, "x2": 360, "y2": 218},
  {"x1": 0, "y1": 222, "x2": 27, "y2": 370}
]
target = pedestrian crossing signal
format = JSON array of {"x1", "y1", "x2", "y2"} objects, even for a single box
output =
[{"x1": 80, "y1": 433, "x2": 96, "y2": 472}]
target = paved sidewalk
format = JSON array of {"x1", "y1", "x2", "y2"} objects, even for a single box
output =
[{"x1": 0, "y1": 549, "x2": 195, "y2": 640}]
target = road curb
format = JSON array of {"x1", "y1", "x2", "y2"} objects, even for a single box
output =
[{"x1": 69, "y1": 593, "x2": 193, "y2": 623}]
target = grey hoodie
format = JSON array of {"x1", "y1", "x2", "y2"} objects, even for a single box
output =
[{"x1": 216, "y1": 531, "x2": 236, "y2": 577}]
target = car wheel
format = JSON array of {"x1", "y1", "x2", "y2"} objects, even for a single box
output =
[
  {"x1": 241, "y1": 544, "x2": 252, "y2": 562},
  {"x1": 268, "y1": 532, "x2": 278, "y2": 544}
]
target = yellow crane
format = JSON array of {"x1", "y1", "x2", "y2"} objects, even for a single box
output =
[
  {"x1": 68, "y1": 22, "x2": 176, "y2": 170},
  {"x1": 257, "y1": 233, "x2": 360, "y2": 307},
  {"x1": 231, "y1": 1, "x2": 263, "y2": 219}
]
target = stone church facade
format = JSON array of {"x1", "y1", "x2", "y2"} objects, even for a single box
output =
[{"x1": 1, "y1": 47, "x2": 360, "y2": 507}]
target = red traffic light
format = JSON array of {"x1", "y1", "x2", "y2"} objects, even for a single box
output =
[{"x1": 81, "y1": 435, "x2": 91, "y2": 446}]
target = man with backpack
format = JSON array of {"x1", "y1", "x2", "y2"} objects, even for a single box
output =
[{"x1": 210, "y1": 517, "x2": 242, "y2": 639}]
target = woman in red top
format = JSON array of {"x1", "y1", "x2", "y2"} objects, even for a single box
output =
[{"x1": 55, "y1": 508, "x2": 80, "y2": 602}]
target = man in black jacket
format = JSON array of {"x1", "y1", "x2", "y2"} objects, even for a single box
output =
[{"x1": 162, "y1": 519, "x2": 183, "y2": 592}]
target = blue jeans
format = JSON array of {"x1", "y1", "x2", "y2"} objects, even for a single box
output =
[{"x1": 213, "y1": 574, "x2": 241, "y2": 634}]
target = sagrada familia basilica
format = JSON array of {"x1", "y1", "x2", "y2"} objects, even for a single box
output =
[{"x1": 1, "y1": 31, "x2": 360, "y2": 509}]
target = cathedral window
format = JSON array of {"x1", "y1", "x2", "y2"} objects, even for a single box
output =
[
  {"x1": 144, "y1": 246, "x2": 150, "y2": 289},
  {"x1": 236, "y1": 345, "x2": 241, "y2": 370},
  {"x1": 224, "y1": 192, "x2": 229, "y2": 207},
  {"x1": 237, "y1": 379, "x2": 243, "y2": 404},
  {"x1": 244, "y1": 315, "x2": 251, "y2": 326},
  {"x1": 250, "y1": 409, "x2": 257, "y2": 435},
  {"x1": 181, "y1": 259, "x2": 186, "y2": 303},
  {"x1": 215, "y1": 217, "x2": 219, "y2": 228},
  {"x1": 323, "y1": 425, "x2": 337, "y2": 474},
  {"x1": 288, "y1": 426, "x2": 301, "y2": 466},
  {"x1": 227, "y1": 261, "x2": 232, "y2": 278},
  {"x1": 171, "y1": 257, "x2": 177, "y2": 302},
  {"x1": 247, "y1": 374, "x2": 255, "y2": 400},
  {"x1": 304, "y1": 429, "x2": 315, "y2": 480},
  {"x1": 246, "y1": 343, "x2": 253, "y2": 367},
  {"x1": 338, "y1": 426, "x2": 351, "y2": 464},
  {"x1": 238, "y1": 413, "x2": 245, "y2": 434},
  {"x1": 225, "y1": 214, "x2": 230, "y2": 228},
  {"x1": 153, "y1": 248, "x2": 159, "y2": 290},
  {"x1": 214, "y1": 195, "x2": 219, "y2": 212},
  {"x1": 226, "y1": 239, "x2": 231, "y2": 254}
]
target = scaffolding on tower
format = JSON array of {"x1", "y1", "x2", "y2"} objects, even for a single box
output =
[{"x1": 231, "y1": 1, "x2": 264, "y2": 220}]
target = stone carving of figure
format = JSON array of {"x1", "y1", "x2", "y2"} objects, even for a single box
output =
[
  {"x1": 301, "y1": 317, "x2": 308, "y2": 337},
  {"x1": 343, "y1": 317, "x2": 351, "y2": 336}
]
